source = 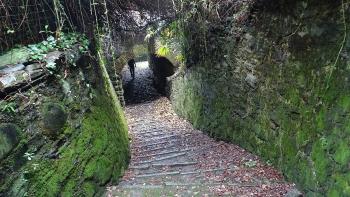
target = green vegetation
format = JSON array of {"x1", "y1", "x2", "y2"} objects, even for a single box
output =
[
  {"x1": 0, "y1": 29, "x2": 129, "y2": 196},
  {"x1": 133, "y1": 44, "x2": 148, "y2": 62},
  {"x1": 26, "y1": 90, "x2": 129, "y2": 196},
  {"x1": 0, "y1": 32, "x2": 89, "y2": 74},
  {"x1": 147, "y1": 21, "x2": 185, "y2": 68},
  {"x1": 27, "y1": 32, "x2": 89, "y2": 72},
  {"x1": 0, "y1": 101, "x2": 16, "y2": 114},
  {"x1": 170, "y1": 1, "x2": 350, "y2": 195},
  {"x1": 156, "y1": 45, "x2": 170, "y2": 57},
  {"x1": 0, "y1": 48, "x2": 31, "y2": 68},
  {"x1": 28, "y1": 36, "x2": 57, "y2": 62}
]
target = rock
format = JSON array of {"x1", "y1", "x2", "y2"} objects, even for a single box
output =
[
  {"x1": 60, "y1": 79, "x2": 71, "y2": 97},
  {"x1": 0, "y1": 123, "x2": 21, "y2": 160},
  {"x1": 44, "y1": 51, "x2": 63, "y2": 63},
  {"x1": 285, "y1": 188, "x2": 303, "y2": 197},
  {"x1": 245, "y1": 73, "x2": 258, "y2": 88},
  {"x1": 26, "y1": 69, "x2": 45, "y2": 79},
  {"x1": 25, "y1": 63, "x2": 43, "y2": 73},
  {"x1": 41, "y1": 103, "x2": 67, "y2": 138},
  {"x1": 0, "y1": 64, "x2": 25, "y2": 75},
  {"x1": 0, "y1": 66, "x2": 45, "y2": 91},
  {"x1": 0, "y1": 73, "x2": 21, "y2": 90}
]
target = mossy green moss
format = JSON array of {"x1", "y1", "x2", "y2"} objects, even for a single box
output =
[
  {"x1": 0, "y1": 47, "x2": 31, "y2": 68},
  {"x1": 171, "y1": 1, "x2": 350, "y2": 195},
  {"x1": 18, "y1": 42, "x2": 129, "y2": 196},
  {"x1": 0, "y1": 31, "x2": 129, "y2": 196},
  {"x1": 25, "y1": 89, "x2": 128, "y2": 197}
]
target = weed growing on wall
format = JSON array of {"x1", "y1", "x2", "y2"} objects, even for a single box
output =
[{"x1": 27, "y1": 32, "x2": 89, "y2": 73}]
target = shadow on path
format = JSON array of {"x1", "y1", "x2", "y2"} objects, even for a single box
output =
[{"x1": 122, "y1": 61, "x2": 161, "y2": 105}]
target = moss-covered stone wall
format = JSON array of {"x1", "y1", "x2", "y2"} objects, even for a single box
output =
[
  {"x1": 25, "y1": 88, "x2": 129, "y2": 197},
  {"x1": 171, "y1": 1, "x2": 350, "y2": 196},
  {"x1": 0, "y1": 38, "x2": 129, "y2": 196}
]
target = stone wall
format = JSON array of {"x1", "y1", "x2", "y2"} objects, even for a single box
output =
[
  {"x1": 0, "y1": 39, "x2": 129, "y2": 196},
  {"x1": 171, "y1": 1, "x2": 350, "y2": 195}
]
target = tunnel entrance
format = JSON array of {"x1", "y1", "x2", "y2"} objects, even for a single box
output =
[
  {"x1": 121, "y1": 44, "x2": 176, "y2": 105},
  {"x1": 122, "y1": 61, "x2": 161, "y2": 105}
]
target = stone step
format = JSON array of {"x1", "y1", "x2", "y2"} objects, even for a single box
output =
[
  {"x1": 132, "y1": 167, "x2": 235, "y2": 180},
  {"x1": 131, "y1": 140, "x2": 174, "y2": 149},
  {"x1": 115, "y1": 181, "x2": 261, "y2": 189},
  {"x1": 132, "y1": 128, "x2": 167, "y2": 135},
  {"x1": 131, "y1": 135, "x2": 212, "y2": 149},
  {"x1": 131, "y1": 144, "x2": 219, "y2": 163},
  {"x1": 128, "y1": 120, "x2": 158, "y2": 126},
  {"x1": 129, "y1": 161, "x2": 197, "y2": 170},
  {"x1": 134, "y1": 148, "x2": 191, "y2": 159},
  {"x1": 133, "y1": 132, "x2": 175, "y2": 138},
  {"x1": 134, "y1": 171, "x2": 181, "y2": 178},
  {"x1": 132, "y1": 164, "x2": 196, "y2": 175},
  {"x1": 109, "y1": 181, "x2": 271, "y2": 197},
  {"x1": 108, "y1": 186, "x2": 208, "y2": 197},
  {"x1": 152, "y1": 161, "x2": 197, "y2": 167},
  {"x1": 133, "y1": 135, "x2": 178, "y2": 144},
  {"x1": 133, "y1": 145, "x2": 176, "y2": 154},
  {"x1": 133, "y1": 132, "x2": 175, "y2": 139},
  {"x1": 132, "y1": 152, "x2": 187, "y2": 165}
]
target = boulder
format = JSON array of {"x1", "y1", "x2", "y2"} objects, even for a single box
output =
[
  {"x1": 0, "y1": 71, "x2": 28, "y2": 91},
  {"x1": 0, "y1": 123, "x2": 21, "y2": 160},
  {"x1": 0, "y1": 63, "x2": 45, "y2": 92},
  {"x1": 41, "y1": 103, "x2": 67, "y2": 138}
]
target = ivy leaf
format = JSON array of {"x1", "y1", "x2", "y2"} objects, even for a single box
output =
[
  {"x1": 47, "y1": 36, "x2": 55, "y2": 42},
  {"x1": 46, "y1": 61, "x2": 57, "y2": 70}
]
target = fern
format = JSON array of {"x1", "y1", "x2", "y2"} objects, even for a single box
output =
[{"x1": 156, "y1": 45, "x2": 170, "y2": 57}]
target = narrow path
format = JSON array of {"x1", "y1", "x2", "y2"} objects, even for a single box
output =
[{"x1": 107, "y1": 62, "x2": 297, "y2": 196}]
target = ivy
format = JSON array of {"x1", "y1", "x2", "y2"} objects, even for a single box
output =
[
  {"x1": 0, "y1": 101, "x2": 16, "y2": 114},
  {"x1": 28, "y1": 36, "x2": 57, "y2": 62},
  {"x1": 27, "y1": 32, "x2": 89, "y2": 73}
]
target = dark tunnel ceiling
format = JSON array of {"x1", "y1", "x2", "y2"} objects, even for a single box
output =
[{"x1": 106, "y1": 0, "x2": 177, "y2": 31}]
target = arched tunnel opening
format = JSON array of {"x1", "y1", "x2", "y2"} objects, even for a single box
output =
[{"x1": 121, "y1": 44, "x2": 176, "y2": 105}]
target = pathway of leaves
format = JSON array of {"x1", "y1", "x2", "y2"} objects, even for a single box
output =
[{"x1": 106, "y1": 63, "x2": 298, "y2": 196}]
